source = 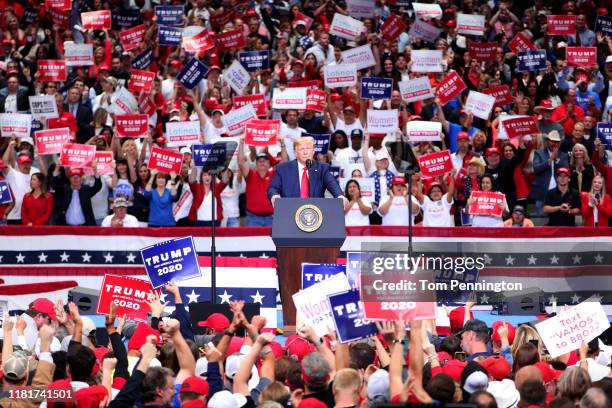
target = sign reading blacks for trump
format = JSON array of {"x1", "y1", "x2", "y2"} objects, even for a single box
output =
[
  {"x1": 418, "y1": 150, "x2": 453, "y2": 178},
  {"x1": 360, "y1": 77, "x2": 393, "y2": 100},
  {"x1": 97, "y1": 274, "x2": 156, "y2": 322},
  {"x1": 302, "y1": 263, "x2": 346, "y2": 289},
  {"x1": 141, "y1": 236, "x2": 201, "y2": 288},
  {"x1": 328, "y1": 289, "x2": 377, "y2": 343}
]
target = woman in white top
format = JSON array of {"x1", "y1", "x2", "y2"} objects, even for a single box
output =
[
  {"x1": 378, "y1": 176, "x2": 420, "y2": 226},
  {"x1": 219, "y1": 168, "x2": 244, "y2": 227},
  {"x1": 417, "y1": 171, "x2": 456, "y2": 227},
  {"x1": 343, "y1": 179, "x2": 372, "y2": 226},
  {"x1": 468, "y1": 175, "x2": 508, "y2": 227}
]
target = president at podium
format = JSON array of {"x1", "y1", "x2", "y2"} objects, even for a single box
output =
[{"x1": 268, "y1": 136, "x2": 345, "y2": 205}]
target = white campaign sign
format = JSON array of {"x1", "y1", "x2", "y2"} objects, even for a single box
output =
[
  {"x1": 411, "y1": 50, "x2": 444, "y2": 72},
  {"x1": 324, "y1": 64, "x2": 358, "y2": 88},
  {"x1": 398, "y1": 77, "x2": 434, "y2": 103},
  {"x1": 0, "y1": 113, "x2": 32, "y2": 138},
  {"x1": 222, "y1": 104, "x2": 257, "y2": 136},
  {"x1": 293, "y1": 273, "x2": 351, "y2": 337},
  {"x1": 341, "y1": 45, "x2": 376, "y2": 70},
  {"x1": 409, "y1": 18, "x2": 442, "y2": 43},
  {"x1": 367, "y1": 109, "x2": 399, "y2": 134},
  {"x1": 347, "y1": 0, "x2": 375, "y2": 19},
  {"x1": 166, "y1": 121, "x2": 201, "y2": 147},
  {"x1": 535, "y1": 301, "x2": 609, "y2": 358},
  {"x1": 29, "y1": 95, "x2": 59, "y2": 120},
  {"x1": 465, "y1": 90, "x2": 496, "y2": 120},
  {"x1": 64, "y1": 43, "x2": 94, "y2": 66},
  {"x1": 108, "y1": 87, "x2": 138, "y2": 115},
  {"x1": 329, "y1": 13, "x2": 364, "y2": 40},
  {"x1": 412, "y1": 3, "x2": 443, "y2": 19},
  {"x1": 224, "y1": 60, "x2": 251, "y2": 95},
  {"x1": 272, "y1": 87, "x2": 307, "y2": 110},
  {"x1": 340, "y1": 177, "x2": 375, "y2": 198},
  {"x1": 406, "y1": 121, "x2": 442, "y2": 142},
  {"x1": 457, "y1": 13, "x2": 485, "y2": 36}
]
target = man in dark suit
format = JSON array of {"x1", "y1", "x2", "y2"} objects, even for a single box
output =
[
  {"x1": 64, "y1": 87, "x2": 93, "y2": 143},
  {"x1": 51, "y1": 167, "x2": 102, "y2": 226},
  {"x1": 530, "y1": 131, "x2": 570, "y2": 216},
  {"x1": 268, "y1": 136, "x2": 346, "y2": 206},
  {"x1": 0, "y1": 72, "x2": 29, "y2": 113}
]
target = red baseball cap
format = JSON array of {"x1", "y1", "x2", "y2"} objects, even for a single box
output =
[
  {"x1": 457, "y1": 131, "x2": 470, "y2": 141},
  {"x1": 180, "y1": 376, "x2": 210, "y2": 397},
  {"x1": 18, "y1": 155, "x2": 32, "y2": 164},
  {"x1": 31, "y1": 298, "x2": 56, "y2": 320},
  {"x1": 285, "y1": 335, "x2": 315, "y2": 361},
  {"x1": 486, "y1": 147, "x2": 500, "y2": 156},
  {"x1": 534, "y1": 361, "x2": 562, "y2": 383},
  {"x1": 491, "y1": 321, "x2": 516, "y2": 345},
  {"x1": 480, "y1": 356, "x2": 511, "y2": 381},
  {"x1": 449, "y1": 306, "x2": 473, "y2": 333},
  {"x1": 204, "y1": 98, "x2": 218, "y2": 109},
  {"x1": 445, "y1": 19, "x2": 457, "y2": 27},
  {"x1": 556, "y1": 167, "x2": 571, "y2": 176},
  {"x1": 98, "y1": 63, "x2": 111, "y2": 73},
  {"x1": 197, "y1": 313, "x2": 230, "y2": 332},
  {"x1": 437, "y1": 351, "x2": 453, "y2": 364},
  {"x1": 534, "y1": 99, "x2": 555, "y2": 111},
  {"x1": 330, "y1": 93, "x2": 342, "y2": 102},
  {"x1": 128, "y1": 322, "x2": 161, "y2": 350},
  {"x1": 291, "y1": 59, "x2": 304, "y2": 67},
  {"x1": 441, "y1": 359, "x2": 466, "y2": 381},
  {"x1": 391, "y1": 176, "x2": 407, "y2": 186},
  {"x1": 181, "y1": 400, "x2": 206, "y2": 408},
  {"x1": 68, "y1": 168, "x2": 84, "y2": 177},
  {"x1": 170, "y1": 60, "x2": 182, "y2": 68}
]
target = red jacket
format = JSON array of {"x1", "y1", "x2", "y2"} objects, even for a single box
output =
[
  {"x1": 580, "y1": 192, "x2": 612, "y2": 227},
  {"x1": 188, "y1": 181, "x2": 226, "y2": 222},
  {"x1": 21, "y1": 192, "x2": 54, "y2": 225}
]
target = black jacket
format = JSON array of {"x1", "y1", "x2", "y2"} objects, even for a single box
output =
[
  {"x1": 64, "y1": 103, "x2": 94, "y2": 143},
  {"x1": 51, "y1": 174, "x2": 102, "y2": 226},
  {"x1": 0, "y1": 90, "x2": 30, "y2": 113}
]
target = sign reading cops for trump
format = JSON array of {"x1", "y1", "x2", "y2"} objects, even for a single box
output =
[
  {"x1": 177, "y1": 58, "x2": 209, "y2": 89},
  {"x1": 225, "y1": 60, "x2": 251, "y2": 94},
  {"x1": 302, "y1": 263, "x2": 346, "y2": 289},
  {"x1": 141, "y1": 236, "x2": 201, "y2": 288},
  {"x1": 597, "y1": 122, "x2": 612, "y2": 149},
  {"x1": 155, "y1": 5, "x2": 184, "y2": 25},
  {"x1": 328, "y1": 289, "x2": 377, "y2": 343},
  {"x1": 517, "y1": 50, "x2": 547, "y2": 72},
  {"x1": 360, "y1": 77, "x2": 393, "y2": 100},
  {"x1": 0, "y1": 181, "x2": 12, "y2": 204},
  {"x1": 239, "y1": 50, "x2": 269, "y2": 72}
]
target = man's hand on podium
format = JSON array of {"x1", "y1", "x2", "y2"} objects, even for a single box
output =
[
  {"x1": 339, "y1": 195, "x2": 349, "y2": 209},
  {"x1": 271, "y1": 194, "x2": 280, "y2": 208}
]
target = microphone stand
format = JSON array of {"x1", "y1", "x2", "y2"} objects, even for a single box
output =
[
  {"x1": 405, "y1": 168, "x2": 417, "y2": 260},
  {"x1": 306, "y1": 159, "x2": 313, "y2": 197},
  {"x1": 209, "y1": 169, "x2": 219, "y2": 304}
]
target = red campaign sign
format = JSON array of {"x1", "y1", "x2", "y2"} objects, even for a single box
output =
[
  {"x1": 288, "y1": 80, "x2": 322, "y2": 90},
  {"x1": 35, "y1": 128, "x2": 72, "y2": 155},
  {"x1": 81, "y1": 10, "x2": 112, "y2": 30},
  {"x1": 60, "y1": 143, "x2": 96, "y2": 168},
  {"x1": 128, "y1": 69, "x2": 155, "y2": 93},
  {"x1": 418, "y1": 150, "x2": 453, "y2": 178},
  {"x1": 119, "y1": 24, "x2": 146, "y2": 52},
  {"x1": 483, "y1": 85, "x2": 514, "y2": 106},
  {"x1": 508, "y1": 32, "x2": 534, "y2": 53},
  {"x1": 468, "y1": 191, "x2": 505, "y2": 217},
  {"x1": 233, "y1": 94, "x2": 266, "y2": 117},
  {"x1": 380, "y1": 15, "x2": 407, "y2": 42},
  {"x1": 182, "y1": 30, "x2": 215, "y2": 53},
  {"x1": 48, "y1": 8, "x2": 70, "y2": 28},
  {"x1": 115, "y1": 114, "x2": 149, "y2": 138},
  {"x1": 139, "y1": 93, "x2": 157, "y2": 117},
  {"x1": 566, "y1": 47, "x2": 597, "y2": 67},
  {"x1": 547, "y1": 15, "x2": 577, "y2": 36},
  {"x1": 293, "y1": 11, "x2": 314, "y2": 31},
  {"x1": 93, "y1": 151, "x2": 115, "y2": 175},
  {"x1": 210, "y1": 10, "x2": 235, "y2": 28},
  {"x1": 97, "y1": 274, "x2": 156, "y2": 323},
  {"x1": 37, "y1": 59, "x2": 67, "y2": 82},
  {"x1": 46, "y1": 0, "x2": 71, "y2": 11},
  {"x1": 215, "y1": 29, "x2": 246, "y2": 52},
  {"x1": 502, "y1": 116, "x2": 539, "y2": 139},
  {"x1": 435, "y1": 71, "x2": 467, "y2": 105},
  {"x1": 306, "y1": 89, "x2": 326, "y2": 113},
  {"x1": 245, "y1": 119, "x2": 280, "y2": 146},
  {"x1": 148, "y1": 145, "x2": 183, "y2": 174},
  {"x1": 468, "y1": 41, "x2": 498, "y2": 62}
]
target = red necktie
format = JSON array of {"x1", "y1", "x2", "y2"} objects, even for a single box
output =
[{"x1": 300, "y1": 167, "x2": 309, "y2": 198}]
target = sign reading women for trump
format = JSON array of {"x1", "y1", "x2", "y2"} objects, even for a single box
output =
[
  {"x1": 418, "y1": 150, "x2": 453, "y2": 178},
  {"x1": 465, "y1": 91, "x2": 496, "y2": 120},
  {"x1": 409, "y1": 19, "x2": 441, "y2": 43},
  {"x1": 60, "y1": 143, "x2": 96, "y2": 168},
  {"x1": 35, "y1": 128, "x2": 71, "y2": 155},
  {"x1": 148, "y1": 146, "x2": 184, "y2": 173},
  {"x1": 328, "y1": 289, "x2": 377, "y2": 343},
  {"x1": 272, "y1": 87, "x2": 308, "y2": 110},
  {"x1": 115, "y1": 114, "x2": 148, "y2": 138},
  {"x1": 0, "y1": 113, "x2": 32, "y2": 138},
  {"x1": 367, "y1": 109, "x2": 398, "y2": 134},
  {"x1": 329, "y1": 13, "x2": 363, "y2": 40},
  {"x1": 37, "y1": 60, "x2": 67, "y2": 82},
  {"x1": 222, "y1": 104, "x2": 257, "y2": 136},
  {"x1": 166, "y1": 121, "x2": 201, "y2": 147},
  {"x1": 341, "y1": 45, "x2": 376, "y2": 70},
  {"x1": 435, "y1": 71, "x2": 467, "y2": 105},
  {"x1": 97, "y1": 274, "x2": 156, "y2": 322},
  {"x1": 245, "y1": 119, "x2": 280, "y2": 146},
  {"x1": 406, "y1": 121, "x2": 442, "y2": 142},
  {"x1": 64, "y1": 43, "x2": 93, "y2": 66},
  {"x1": 360, "y1": 77, "x2": 393, "y2": 100},
  {"x1": 517, "y1": 50, "x2": 547, "y2": 72},
  {"x1": 398, "y1": 77, "x2": 434, "y2": 103},
  {"x1": 566, "y1": 47, "x2": 597, "y2": 67},
  {"x1": 411, "y1": 50, "x2": 443, "y2": 72},
  {"x1": 302, "y1": 263, "x2": 346, "y2": 289},
  {"x1": 411, "y1": 3, "x2": 442, "y2": 19},
  {"x1": 468, "y1": 191, "x2": 505, "y2": 217},
  {"x1": 141, "y1": 236, "x2": 201, "y2": 288},
  {"x1": 324, "y1": 64, "x2": 357, "y2": 88},
  {"x1": 456, "y1": 13, "x2": 485, "y2": 36}
]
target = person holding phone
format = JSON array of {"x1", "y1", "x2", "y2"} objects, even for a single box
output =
[
  {"x1": 581, "y1": 174, "x2": 612, "y2": 227},
  {"x1": 543, "y1": 167, "x2": 581, "y2": 226}
]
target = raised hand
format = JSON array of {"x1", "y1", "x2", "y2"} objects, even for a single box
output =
[
  {"x1": 54, "y1": 299, "x2": 68, "y2": 325},
  {"x1": 68, "y1": 302, "x2": 82, "y2": 324},
  {"x1": 256, "y1": 332, "x2": 275, "y2": 346}
]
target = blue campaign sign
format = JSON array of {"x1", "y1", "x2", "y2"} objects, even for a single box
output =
[
  {"x1": 22, "y1": 8, "x2": 38, "y2": 25},
  {"x1": 328, "y1": 289, "x2": 377, "y2": 343},
  {"x1": 517, "y1": 50, "x2": 547, "y2": 72},
  {"x1": 302, "y1": 263, "x2": 346, "y2": 289},
  {"x1": 345, "y1": 252, "x2": 361, "y2": 289},
  {"x1": 238, "y1": 50, "x2": 270, "y2": 72},
  {"x1": 155, "y1": 5, "x2": 184, "y2": 26},
  {"x1": 132, "y1": 48, "x2": 153, "y2": 70},
  {"x1": 141, "y1": 236, "x2": 201, "y2": 288},
  {"x1": 360, "y1": 77, "x2": 393, "y2": 100},
  {"x1": 192, "y1": 144, "x2": 214, "y2": 166},
  {"x1": 0, "y1": 181, "x2": 12, "y2": 204},
  {"x1": 597, "y1": 122, "x2": 612, "y2": 149},
  {"x1": 595, "y1": 15, "x2": 612, "y2": 36},
  {"x1": 158, "y1": 26, "x2": 182, "y2": 46},
  {"x1": 305, "y1": 133, "x2": 331, "y2": 155},
  {"x1": 329, "y1": 166, "x2": 340, "y2": 179},
  {"x1": 112, "y1": 10, "x2": 140, "y2": 28},
  {"x1": 177, "y1": 58, "x2": 209, "y2": 89}
]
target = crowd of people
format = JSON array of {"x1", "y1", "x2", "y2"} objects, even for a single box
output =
[{"x1": 1, "y1": 0, "x2": 612, "y2": 228}]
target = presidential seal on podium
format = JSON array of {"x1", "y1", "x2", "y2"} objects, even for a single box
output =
[{"x1": 295, "y1": 204, "x2": 323, "y2": 232}]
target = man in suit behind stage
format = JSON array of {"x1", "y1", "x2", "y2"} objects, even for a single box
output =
[{"x1": 268, "y1": 136, "x2": 346, "y2": 206}]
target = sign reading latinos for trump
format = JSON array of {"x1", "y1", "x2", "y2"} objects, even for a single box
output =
[
  {"x1": 216, "y1": 29, "x2": 247, "y2": 52},
  {"x1": 245, "y1": 119, "x2": 280, "y2": 146},
  {"x1": 367, "y1": 109, "x2": 398, "y2": 134},
  {"x1": 158, "y1": 25, "x2": 182, "y2": 46},
  {"x1": 37, "y1": 60, "x2": 67, "y2": 82},
  {"x1": 329, "y1": 13, "x2": 363, "y2": 40},
  {"x1": 64, "y1": 43, "x2": 93, "y2": 66},
  {"x1": 346, "y1": 0, "x2": 374, "y2": 20},
  {"x1": 234, "y1": 94, "x2": 266, "y2": 117},
  {"x1": 468, "y1": 42, "x2": 497, "y2": 62},
  {"x1": 81, "y1": 10, "x2": 111, "y2": 29},
  {"x1": 119, "y1": 24, "x2": 146, "y2": 52},
  {"x1": 0, "y1": 181, "x2": 12, "y2": 205},
  {"x1": 468, "y1": 191, "x2": 505, "y2": 217},
  {"x1": 115, "y1": 114, "x2": 148, "y2": 138},
  {"x1": 398, "y1": 76, "x2": 434, "y2": 103},
  {"x1": 128, "y1": 69, "x2": 156, "y2": 93},
  {"x1": 177, "y1": 58, "x2": 209, "y2": 89},
  {"x1": 502, "y1": 116, "x2": 539, "y2": 139},
  {"x1": 418, "y1": 150, "x2": 453, "y2": 178},
  {"x1": 35, "y1": 128, "x2": 71, "y2": 155},
  {"x1": 272, "y1": 87, "x2": 307, "y2": 110},
  {"x1": 293, "y1": 273, "x2": 351, "y2": 337},
  {"x1": 406, "y1": 121, "x2": 442, "y2": 142},
  {"x1": 141, "y1": 236, "x2": 201, "y2": 289},
  {"x1": 465, "y1": 90, "x2": 496, "y2": 120},
  {"x1": 307, "y1": 133, "x2": 331, "y2": 155},
  {"x1": 328, "y1": 289, "x2": 377, "y2": 343},
  {"x1": 225, "y1": 60, "x2": 251, "y2": 94},
  {"x1": 595, "y1": 15, "x2": 612, "y2": 36},
  {"x1": 29, "y1": 95, "x2": 59, "y2": 120},
  {"x1": 566, "y1": 47, "x2": 597, "y2": 67},
  {"x1": 409, "y1": 18, "x2": 441, "y2": 43},
  {"x1": 535, "y1": 301, "x2": 609, "y2": 358},
  {"x1": 597, "y1": 122, "x2": 612, "y2": 149},
  {"x1": 517, "y1": 50, "x2": 547, "y2": 72},
  {"x1": 380, "y1": 15, "x2": 408, "y2": 42},
  {"x1": 192, "y1": 144, "x2": 214, "y2": 166},
  {"x1": 239, "y1": 50, "x2": 269, "y2": 72},
  {"x1": 360, "y1": 77, "x2": 393, "y2": 100},
  {"x1": 508, "y1": 32, "x2": 535, "y2": 53},
  {"x1": 155, "y1": 5, "x2": 184, "y2": 25},
  {"x1": 222, "y1": 104, "x2": 257, "y2": 136},
  {"x1": 97, "y1": 274, "x2": 156, "y2": 323},
  {"x1": 60, "y1": 143, "x2": 96, "y2": 168},
  {"x1": 435, "y1": 71, "x2": 467, "y2": 105},
  {"x1": 324, "y1": 64, "x2": 357, "y2": 88},
  {"x1": 484, "y1": 85, "x2": 514, "y2": 106},
  {"x1": 166, "y1": 121, "x2": 201, "y2": 147},
  {"x1": 456, "y1": 13, "x2": 485, "y2": 36},
  {"x1": 0, "y1": 113, "x2": 32, "y2": 138},
  {"x1": 547, "y1": 15, "x2": 577, "y2": 35},
  {"x1": 411, "y1": 3, "x2": 442, "y2": 19},
  {"x1": 411, "y1": 50, "x2": 443, "y2": 73},
  {"x1": 302, "y1": 263, "x2": 346, "y2": 290},
  {"x1": 341, "y1": 45, "x2": 376, "y2": 70},
  {"x1": 306, "y1": 89, "x2": 326, "y2": 113},
  {"x1": 148, "y1": 146, "x2": 184, "y2": 174}
]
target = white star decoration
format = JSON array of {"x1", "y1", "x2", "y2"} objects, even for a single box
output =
[
  {"x1": 548, "y1": 295, "x2": 558, "y2": 305},
  {"x1": 571, "y1": 254, "x2": 582, "y2": 264},
  {"x1": 126, "y1": 253, "x2": 136, "y2": 263},
  {"x1": 239, "y1": 253, "x2": 246, "y2": 258},
  {"x1": 218, "y1": 290, "x2": 232, "y2": 304},
  {"x1": 82, "y1": 253, "x2": 91, "y2": 263},
  {"x1": 505, "y1": 255, "x2": 515, "y2": 265},
  {"x1": 259, "y1": 253, "x2": 269, "y2": 258},
  {"x1": 480, "y1": 294, "x2": 489, "y2": 304},
  {"x1": 159, "y1": 292, "x2": 168, "y2": 303},
  {"x1": 186, "y1": 290, "x2": 200, "y2": 304},
  {"x1": 571, "y1": 294, "x2": 581, "y2": 304},
  {"x1": 594, "y1": 254, "x2": 604, "y2": 264},
  {"x1": 104, "y1": 253, "x2": 114, "y2": 263},
  {"x1": 483, "y1": 254, "x2": 493, "y2": 265},
  {"x1": 549, "y1": 255, "x2": 559, "y2": 265},
  {"x1": 250, "y1": 290, "x2": 265, "y2": 304},
  {"x1": 60, "y1": 252, "x2": 70, "y2": 262},
  {"x1": 16, "y1": 253, "x2": 25, "y2": 263},
  {"x1": 0, "y1": 255, "x2": 3, "y2": 262},
  {"x1": 590, "y1": 293, "x2": 603, "y2": 303},
  {"x1": 38, "y1": 252, "x2": 48, "y2": 263},
  {"x1": 527, "y1": 255, "x2": 537, "y2": 265}
]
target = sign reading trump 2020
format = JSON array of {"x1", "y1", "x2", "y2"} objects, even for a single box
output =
[
  {"x1": 97, "y1": 274, "x2": 156, "y2": 323},
  {"x1": 360, "y1": 77, "x2": 393, "y2": 100},
  {"x1": 328, "y1": 289, "x2": 377, "y2": 343},
  {"x1": 302, "y1": 263, "x2": 346, "y2": 290},
  {"x1": 141, "y1": 236, "x2": 201, "y2": 289}
]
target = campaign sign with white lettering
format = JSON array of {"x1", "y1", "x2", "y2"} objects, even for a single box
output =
[
  {"x1": 367, "y1": 109, "x2": 398, "y2": 134},
  {"x1": 293, "y1": 11, "x2": 314, "y2": 31},
  {"x1": 329, "y1": 166, "x2": 340, "y2": 179},
  {"x1": 234, "y1": 94, "x2": 266, "y2": 117},
  {"x1": 329, "y1": 13, "x2": 363, "y2": 40},
  {"x1": 0, "y1": 113, "x2": 32, "y2": 138},
  {"x1": 566, "y1": 47, "x2": 597, "y2": 67},
  {"x1": 468, "y1": 41, "x2": 497, "y2": 62},
  {"x1": 192, "y1": 144, "x2": 213, "y2": 166},
  {"x1": 412, "y1": 3, "x2": 442, "y2": 19},
  {"x1": 409, "y1": 18, "x2": 441, "y2": 43},
  {"x1": 239, "y1": 50, "x2": 269, "y2": 72},
  {"x1": 29, "y1": 95, "x2": 59, "y2": 120},
  {"x1": 82, "y1": 10, "x2": 112, "y2": 30},
  {"x1": 406, "y1": 121, "x2": 442, "y2": 142},
  {"x1": 502, "y1": 116, "x2": 539, "y2": 139},
  {"x1": 60, "y1": 143, "x2": 96, "y2": 168},
  {"x1": 468, "y1": 191, "x2": 505, "y2": 217},
  {"x1": 306, "y1": 89, "x2": 326, "y2": 113},
  {"x1": 341, "y1": 45, "x2": 376, "y2": 71},
  {"x1": 112, "y1": 9, "x2": 140, "y2": 28},
  {"x1": 456, "y1": 13, "x2": 485, "y2": 36},
  {"x1": 64, "y1": 43, "x2": 94, "y2": 66},
  {"x1": 347, "y1": 0, "x2": 375, "y2": 19},
  {"x1": 0, "y1": 181, "x2": 12, "y2": 204},
  {"x1": 380, "y1": 14, "x2": 408, "y2": 42},
  {"x1": 398, "y1": 76, "x2": 434, "y2": 103},
  {"x1": 48, "y1": 8, "x2": 70, "y2": 29},
  {"x1": 535, "y1": 301, "x2": 609, "y2": 358},
  {"x1": 166, "y1": 121, "x2": 201, "y2": 147},
  {"x1": 148, "y1": 146, "x2": 184, "y2": 174},
  {"x1": 46, "y1": 0, "x2": 71, "y2": 10},
  {"x1": 116, "y1": 114, "x2": 148, "y2": 138},
  {"x1": 411, "y1": 50, "x2": 443, "y2": 72},
  {"x1": 222, "y1": 104, "x2": 257, "y2": 136},
  {"x1": 177, "y1": 58, "x2": 209, "y2": 89},
  {"x1": 418, "y1": 150, "x2": 453, "y2": 178},
  {"x1": 38, "y1": 59, "x2": 67, "y2": 82},
  {"x1": 158, "y1": 25, "x2": 182, "y2": 46},
  {"x1": 132, "y1": 48, "x2": 153, "y2": 70},
  {"x1": 35, "y1": 128, "x2": 71, "y2": 155},
  {"x1": 141, "y1": 236, "x2": 200, "y2": 288},
  {"x1": 324, "y1": 64, "x2": 357, "y2": 88},
  {"x1": 508, "y1": 32, "x2": 535, "y2": 53},
  {"x1": 216, "y1": 28, "x2": 247, "y2": 52},
  {"x1": 306, "y1": 133, "x2": 331, "y2": 155},
  {"x1": 465, "y1": 90, "x2": 496, "y2": 120},
  {"x1": 517, "y1": 50, "x2": 547, "y2": 72},
  {"x1": 328, "y1": 289, "x2": 377, "y2": 343},
  {"x1": 23, "y1": 8, "x2": 39, "y2": 25},
  {"x1": 155, "y1": 5, "x2": 184, "y2": 25},
  {"x1": 302, "y1": 263, "x2": 346, "y2": 289},
  {"x1": 597, "y1": 122, "x2": 612, "y2": 149},
  {"x1": 225, "y1": 60, "x2": 251, "y2": 94},
  {"x1": 547, "y1": 15, "x2": 577, "y2": 35},
  {"x1": 108, "y1": 87, "x2": 139, "y2": 115},
  {"x1": 272, "y1": 87, "x2": 307, "y2": 110},
  {"x1": 360, "y1": 77, "x2": 393, "y2": 100},
  {"x1": 245, "y1": 119, "x2": 280, "y2": 146},
  {"x1": 93, "y1": 151, "x2": 115, "y2": 176},
  {"x1": 182, "y1": 28, "x2": 215, "y2": 53},
  {"x1": 97, "y1": 274, "x2": 156, "y2": 322},
  {"x1": 128, "y1": 69, "x2": 156, "y2": 93},
  {"x1": 595, "y1": 15, "x2": 612, "y2": 36},
  {"x1": 119, "y1": 24, "x2": 146, "y2": 52},
  {"x1": 346, "y1": 252, "x2": 362, "y2": 289},
  {"x1": 435, "y1": 71, "x2": 467, "y2": 105},
  {"x1": 483, "y1": 85, "x2": 514, "y2": 106}
]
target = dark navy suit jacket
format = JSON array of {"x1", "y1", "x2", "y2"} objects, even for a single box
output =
[{"x1": 267, "y1": 159, "x2": 343, "y2": 199}]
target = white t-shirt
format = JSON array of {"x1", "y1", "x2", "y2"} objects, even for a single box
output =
[
  {"x1": 101, "y1": 213, "x2": 140, "y2": 227},
  {"x1": 333, "y1": 118, "x2": 363, "y2": 143},
  {"x1": 6, "y1": 166, "x2": 37, "y2": 220},
  {"x1": 276, "y1": 123, "x2": 305, "y2": 161},
  {"x1": 379, "y1": 195, "x2": 419, "y2": 226},
  {"x1": 345, "y1": 197, "x2": 372, "y2": 226},
  {"x1": 421, "y1": 194, "x2": 454, "y2": 227},
  {"x1": 173, "y1": 182, "x2": 193, "y2": 221},
  {"x1": 336, "y1": 148, "x2": 363, "y2": 176},
  {"x1": 196, "y1": 189, "x2": 214, "y2": 221},
  {"x1": 204, "y1": 121, "x2": 228, "y2": 144},
  {"x1": 89, "y1": 175, "x2": 113, "y2": 221},
  {"x1": 220, "y1": 178, "x2": 245, "y2": 219}
]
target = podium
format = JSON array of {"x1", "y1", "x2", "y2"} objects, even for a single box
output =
[{"x1": 271, "y1": 198, "x2": 346, "y2": 332}]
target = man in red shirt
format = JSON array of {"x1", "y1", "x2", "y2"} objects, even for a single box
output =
[{"x1": 551, "y1": 89, "x2": 584, "y2": 137}]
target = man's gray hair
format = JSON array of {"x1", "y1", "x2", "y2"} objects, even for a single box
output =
[
  {"x1": 580, "y1": 388, "x2": 610, "y2": 408},
  {"x1": 301, "y1": 352, "x2": 330, "y2": 390}
]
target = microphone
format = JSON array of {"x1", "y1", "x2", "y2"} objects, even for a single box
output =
[
  {"x1": 306, "y1": 159, "x2": 313, "y2": 169},
  {"x1": 305, "y1": 159, "x2": 313, "y2": 197}
]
